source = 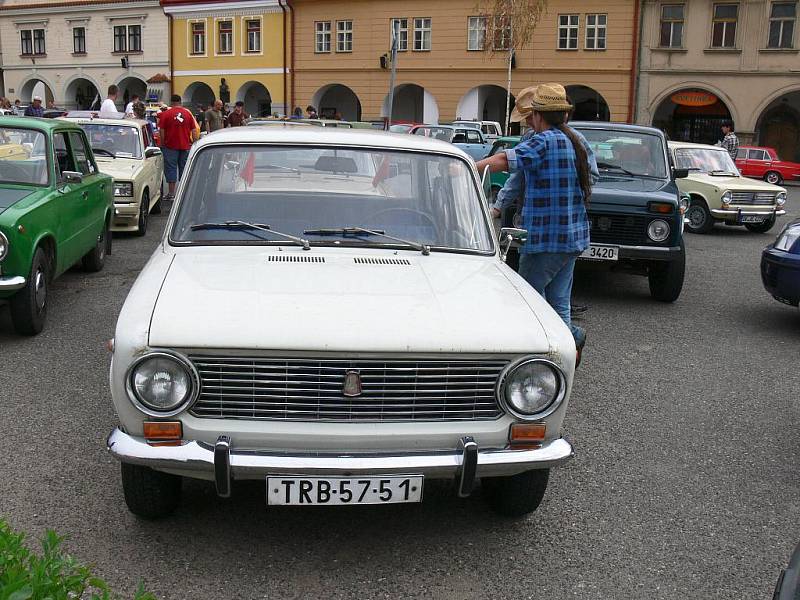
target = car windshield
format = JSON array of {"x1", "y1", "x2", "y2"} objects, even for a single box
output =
[
  {"x1": 81, "y1": 123, "x2": 142, "y2": 158},
  {"x1": 673, "y1": 147, "x2": 739, "y2": 175},
  {"x1": 171, "y1": 145, "x2": 494, "y2": 253},
  {"x1": 413, "y1": 127, "x2": 453, "y2": 142},
  {"x1": 576, "y1": 128, "x2": 668, "y2": 178},
  {"x1": 0, "y1": 127, "x2": 49, "y2": 186}
]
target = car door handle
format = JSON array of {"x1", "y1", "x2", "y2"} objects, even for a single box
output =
[{"x1": 81, "y1": 191, "x2": 88, "y2": 199}]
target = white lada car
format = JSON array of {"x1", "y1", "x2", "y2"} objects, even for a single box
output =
[
  {"x1": 106, "y1": 126, "x2": 576, "y2": 518},
  {"x1": 62, "y1": 116, "x2": 164, "y2": 235}
]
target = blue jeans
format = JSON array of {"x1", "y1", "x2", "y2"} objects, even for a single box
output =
[
  {"x1": 163, "y1": 147, "x2": 189, "y2": 183},
  {"x1": 518, "y1": 252, "x2": 585, "y2": 346}
]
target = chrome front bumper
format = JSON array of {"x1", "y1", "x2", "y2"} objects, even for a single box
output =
[
  {"x1": 0, "y1": 275, "x2": 25, "y2": 291},
  {"x1": 107, "y1": 428, "x2": 573, "y2": 497},
  {"x1": 711, "y1": 207, "x2": 786, "y2": 217}
]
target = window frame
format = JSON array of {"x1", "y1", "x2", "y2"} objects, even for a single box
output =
[
  {"x1": 585, "y1": 13, "x2": 607, "y2": 50},
  {"x1": 127, "y1": 24, "x2": 142, "y2": 52},
  {"x1": 711, "y1": 3, "x2": 738, "y2": 48},
  {"x1": 217, "y1": 19, "x2": 234, "y2": 55},
  {"x1": 767, "y1": 1, "x2": 796, "y2": 48},
  {"x1": 21, "y1": 28, "x2": 46, "y2": 56},
  {"x1": 467, "y1": 15, "x2": 487, "y2": 51},
  {"x1": 245, "y1": 17, "x2": 261, "y2": 53},
  {"x1": 72, "y1": 26, "x2": 86, "y2": 54},
  {"x1": 557, "y1": 14, "x2": 579, "y2": 50},
  {"x1": 413, "y1": 17, "x2": 432, "y2": 51},
  {"x1": 113, "y1": 25, "x2": 126, "y2": 52},
  {"x1": 493, "y1": 14, "x2": 511, "y2": 51},
  {"x1": 659, "y1": 4, "x2": 685, "y2": 48},
  {"x1": 336, "y1": 19, "x2": 353, "y2": 53},
  {"x1": 390, "y1": 18, "x2": 409, "y2": 52},
  {"x1": 190, "y1": 20, "x2": 206, "y2": 56},
  {"x1": 112, "y1": 24, "x2": 141, "y2": 53},
  {"x1": 315, "y1": 20, "x2": 331, "y2": 53}
]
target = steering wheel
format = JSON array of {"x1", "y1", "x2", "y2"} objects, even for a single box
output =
[
  {"x1": 360, "y1": 207, "x2": 439, "y2": 239},
  {"x1": 0, "y1": 161, "x2": 31, "y2": 182}
]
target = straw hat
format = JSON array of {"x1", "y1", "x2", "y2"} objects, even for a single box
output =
[{"x1": 510, "y1": 83, "x2": 573, "y2": 121}]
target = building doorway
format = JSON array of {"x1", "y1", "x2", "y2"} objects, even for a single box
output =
[
  {"x1": 312, "y1": 84, "x2": 361, "y2": 121},
  {"x1": 118, "y1": 77, "x2": 147, "y2": 108},
  {"x1": 237, "y1": 81, "x2": 271, "y2": 118},
  {"x1": 65, "y1": 78, "x2": 101, "y2": 110},
  {"x1": 18, "y1": 78, "x2": 54, "y2": 105},
  {"x1": 652, "y1": 88, "x2": 732, "y2": 144},
  {"x1": 756, "y1": 91, "x2": 800, "y2": 162},
  {"x1": 565, "y1": 85, "x2": 610, "y2": 121},
  {"x1": 383, "y1": 84, "x2": 438, "y2": 124},
  {"x1": 456, "y1": 85, "x2": 515, "y2": 133},
  {"x1": 182, "y1": 82, "x2": 216, "y2": 113}
]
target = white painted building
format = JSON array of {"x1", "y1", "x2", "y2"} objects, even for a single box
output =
[{"x1": 0, "y1": 0, "x2": 170, "y2": 110}]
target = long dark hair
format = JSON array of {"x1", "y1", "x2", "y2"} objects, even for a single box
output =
[{"x1": 537, "y1": 110, "x2": 592, "y2": 204}]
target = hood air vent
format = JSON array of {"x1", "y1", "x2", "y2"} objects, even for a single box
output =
[
  {"x1": 268, "y1": 255, "x2": 325, "y2": 263},
  {"x1": 354, "y1": 257, "x2": 411, "y2": 265}
]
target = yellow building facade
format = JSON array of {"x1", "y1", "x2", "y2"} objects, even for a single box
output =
[{"x1": 163, "y1": 0, "x2": 289, "y2": 116}]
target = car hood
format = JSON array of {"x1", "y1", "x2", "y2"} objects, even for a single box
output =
[
  {"x1": 95, "y1": 156, "x2": 143, "y2": 181},
  {"x1": 0, "y1": 186, "x2": 36, "y2": 216},
  {"x1": 148, "y1": 250, "x2": 553, "y2": 353},
  {"x1": 683, "y1": 173, "x2": 784, "y2": 192},
  {"x1": 590, "y1": 177, "x2": 676, "y2": 206}
]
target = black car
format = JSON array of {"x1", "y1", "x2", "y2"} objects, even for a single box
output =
[
  {"x1": 761, "y1": 218, "x2": 800, "y2": 307},
  {"x1": 773, "y1": 541, "x2": 800, "y2": 600},
  {"x1": 501, "y1": 122, "x2": 689, "y2": 302}
]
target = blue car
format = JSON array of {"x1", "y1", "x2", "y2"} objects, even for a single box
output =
[{"x1": 761, "y1": 218, "x2": 800, "y2": 306}]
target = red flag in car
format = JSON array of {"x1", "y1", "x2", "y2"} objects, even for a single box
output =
[{"x1": 241, "y1": 153, "x2": 255, "y2": 186}]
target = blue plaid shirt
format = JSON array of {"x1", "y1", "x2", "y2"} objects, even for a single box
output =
[{"x1": 504, "y1": 127, "x2": 590, "y2": 255}]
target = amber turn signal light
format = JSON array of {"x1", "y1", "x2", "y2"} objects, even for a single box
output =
[
  {"x1": 144, "y1": 421, "x2": 182, "y2": 441},
  {"x1": 509, "y1": 423, "x2": 546, "y2": 445},
  {"x1": 648, "y1": 202, "x2": 674, "y2": 214}
]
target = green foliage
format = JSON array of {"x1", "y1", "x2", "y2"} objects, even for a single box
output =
[{"x1": 0, "y1": 519, "x2": 155, "y2": 600}]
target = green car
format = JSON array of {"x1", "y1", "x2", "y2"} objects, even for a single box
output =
[
  {"x1": 0, "y1": 117, "x2": 113, "y2": 335},
  {"x1": 486, "y1": 136, "x2": 521, "y2": 204}
]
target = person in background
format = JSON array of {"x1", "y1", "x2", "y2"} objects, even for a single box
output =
[
  {"x1": 100, "y1": 85, "x2": 119, "y2": 115},
  {"x1": 204, "y1": 100, "x2": 225, "y2": 132},
  {"x1": 306, "y1": 105, "x2": 318, "y2": 119},
  {"x1": 476, "y1": 83, "x2": 592, "y2": 352},
  {"x1": 290, "y1": 107, "x2": 303, "y2": 119},
  {"x1": 124, "y1": 94, "x2": 139, "y2": 117},
  {"x1": 130, "y1": 101, "x2": 156, "y2": 142},
  {"x1": 227, "y1": 101, "x2": 249, "y2": 127},
  {"x1": 13, "y1": 99, "x2": 23, "y2": 115},
  {"x1": 716, "y1": 120, "x2": 739, "y2": 161},
  {"x1": 157, "y1": 94, "x2": 200, "y2": 200},
  {"x1": 24, "y1": 96, "x2": 44, "y2": 117}
]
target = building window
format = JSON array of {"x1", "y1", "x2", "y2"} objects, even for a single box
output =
[
  {"x1": 336, "y1": 20, "x2": 353, "y2": 52},
  {"x1": 585, "y1": 14, "x2": 607, "y2": 49},
  {"x1": 493, "y1": 15, "x2": 511, "y2": 50},
  {"x1": 246, "y1": 19, "x2": 261, "y2": 52},
  {"x1": 33, "y1": 29, "x2": 46, "y2": 55},
  {"x1": 711, "y1": 4, "x2": 738, "y2": 47},
  {"x1": 660, "y1": 4, "x2": 685, "y2": 47},
  {"x1": 315, "y1": 21, "x2": 331, "y2": 53},
  {"x1": 413, "y1": 17, "x2": 431, "y2": 51},
  {"x1": 390, "y1": 18, "x2": 408, "y2": 51},
  {"x1": 558, "y1": 14, "x2": 578, "y2": 49},
  {"x1": 191, "y1": 21, "x2": 205, "y2": 54},
  {"x1": 217, "y1": 20, "x2": 233, "y2": 54},
  {"x1": 21, "y1": 28, "x2": 46, "y2": 55},
  {"x1": 113, "y1": 24, "x2": 141, "y2": 52},
  {"x1": 468, "y1": 16, "x2": 487, "y2": 50},
  {"x1": 73, "y1": 27, "x2": 86, "y2": 54},
  {"x1": 768, "y1": 1, "x2": 796, "y2": 48}
]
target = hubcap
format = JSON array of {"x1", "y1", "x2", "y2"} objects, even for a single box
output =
[
  {"x1": 34, "y1": 268, "x2": 46, "y2": 311},
  {"x1": 767, "y1": 173, "x2": 778, "y2": 184},
  {"x1": 688, "y1": 206, "x2": 705, "y2": 228}
]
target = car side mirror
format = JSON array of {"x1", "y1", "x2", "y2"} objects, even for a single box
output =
[
  {"x1": 144, "y1": 146, "x2": 162, "y2": 158},
  {"x1": 499, "y1": 227, "x2": 527, "y2": 263},
  {"x1": 673, "y1": 168, "x2": 689, "y2": 179},
  {"x1": 63, "y1": 171, "x2": 83, "y2": 184}
]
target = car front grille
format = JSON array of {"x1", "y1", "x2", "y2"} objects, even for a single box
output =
[
  {"x1": 730, "y1": 191, "x2": 775, "y2": 205},
  {"x1": 588, "y1": 213, "x2": 651, "y2": 246},
  {"x1": 188, "y1": 356, "x2": 508, "y2": 422}
]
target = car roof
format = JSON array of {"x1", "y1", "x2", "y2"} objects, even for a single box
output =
[
  {"x1": 668, "y1": 140, "x2": 725, "y2": 151},
  {"x1": 570, "y1": 121, "x2": 666, "y2": 136},
  {"x1": 0, "y1": 115, "x2": 82, "y2": 132},
  {"x1": 59, "y1": 117, "x2": 149, "y2": 127},
  {"x1": 196, "y1": 126, "x2": 472, "y2": 158}
]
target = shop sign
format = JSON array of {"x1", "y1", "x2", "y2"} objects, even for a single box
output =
[{"x1": 671, "y1": 90, "x2": 718, "y2": 107}]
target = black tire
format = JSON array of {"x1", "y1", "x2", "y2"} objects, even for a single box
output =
[
  {"x1": 135, "y1": 189, "x2": 149, "y2": 236},
  {"x1": 482, "y1": 469, "x2": 549, "y2": 517},
  {"x1": 121, "y1": 463, "x2": 182, "y2": 519},
  {"x1": 648, "y1": 239, "x2": 686, "y2": 302},
  {"x1": 9, "y1": 246, "x2": 50, "y2": 336},
  {"x1": 151, "y1": 178, "x2": 164, "y2": 215},
  {"x1": 82, "y1": 217, "x2": 109, "y2": 272},
  {"x1": 745, "y1": 217, "x2": 777, "y2": 233},
  {"x1": 764, "y1": 171, "x2": 783, "y2": 185},
  {"x1": 685, "y1": 199, "x2": 714, "y2": 234}
]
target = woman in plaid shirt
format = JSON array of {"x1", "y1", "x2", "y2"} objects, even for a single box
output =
[{"x1": 476, "y1": 83, "x2": 592, "y2": 349}]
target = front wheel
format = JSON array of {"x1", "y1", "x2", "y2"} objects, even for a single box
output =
[
  {"x1": 745, "y1": 217, "x2": 777, "y2": 233},
  {"x1": 648, "y1": 240, "x2": 686, "y2": 302},
  {"x1": 764, "y1": 171, "x2": 783, "y2": 185},
  {"x1": 9, "y1": 246, "x2": 50, "y2": 335},
  {"x1": 135, "y1": 190, "x2": 149, "y2": 237},
  {"x1": 685, "y1": 200, "x2": 714, "y2": 234},
  {"x1": 121, "y1": 463, "x2": 182, "y2": 519},
  {"x1": 482, "y1": 469, "x2": 549, "y2": 517}
]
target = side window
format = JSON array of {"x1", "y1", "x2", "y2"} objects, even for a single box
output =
[
  {"x1": 749, "y1": 149, "x2": 766, "y2": 160},
  {"x1": 466, "y1": 130, "x2": 481, "y2": 143},
  {"x1": 735, "y1": 148, "x2": 747, "y2": 160},
  {"x1": 53, "y1": 133, "x2": 77, "y2": 180},
  {"x1": 69, "y1": 132, "x2": 94, "y2": 175},
  {"x1": 141, "y1": 126, "x2": 152, "y2": 149}
]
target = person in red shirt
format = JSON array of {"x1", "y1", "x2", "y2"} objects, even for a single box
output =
[
  {"x1": 227, "y1": 101, "x2": 249, "y2": 127},
  {"x1": 157, "y1": 94, "x2": 200, "y2": 199}
]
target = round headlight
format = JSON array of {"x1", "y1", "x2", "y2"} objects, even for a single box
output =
[
  {"x1": 0, "y1": 231, "x2": 8, "y2": 261},
  {"x1": 128, "y1": 352, "x2": 196, "y2": 415},
  {"x1": 776, "y1": 192, "x2": 787, "y2": 206},
  {"x1": 721, "y1": 191, "x2": 732, "y2": 205},
  {"x1": 500, "y1": 359, "x2": 565, "y2": 418},
  {"x1": 679, "y1": 195, "x2": 690, "y2": 214},
  {"x1": 647, "y1": 219, "x2": 671, "y2": 242}
]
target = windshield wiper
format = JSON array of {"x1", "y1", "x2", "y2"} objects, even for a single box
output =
[
  {"x1": 190, "y1": 220, "x2": 311, "y2": 250},
  {"x1": 303, "y1": 226, "x2": 430, "y2": 256},
  {"x1": 597, "y1": 162, "x2": 636, "y2": 176},
  {"x1": 709, "y1": 170, "x2": 737, "y2": 176}
]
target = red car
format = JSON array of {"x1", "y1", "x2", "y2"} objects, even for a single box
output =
[{"x1": 735, "y1": 146, "x2": 800, "y2": 185}]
